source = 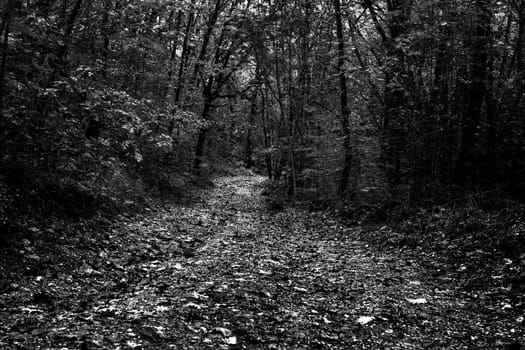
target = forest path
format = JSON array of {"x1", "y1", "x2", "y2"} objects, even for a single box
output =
[{"x1": 0, "y1": 175, "x2": 521, "y2": 349}]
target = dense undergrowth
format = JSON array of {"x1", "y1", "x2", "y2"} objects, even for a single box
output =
[
  {"x1": 0, "y1": 76, "x2": 202, "y2": 211},
  {"x1": 356, "y1": 199, "x2": 524, "y2": 286},
  {"x1": 261, "y1": 179, "x2": 525, "y2": 300},
  {"x1": 0, "y1": 1, "x2": 224, "y2": 243}
]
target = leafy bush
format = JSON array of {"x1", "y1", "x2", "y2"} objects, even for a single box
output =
[{"x1": 0, "y1": 67, "x2": 203, "y2": 218}]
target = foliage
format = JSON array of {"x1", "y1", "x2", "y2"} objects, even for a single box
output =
[
  {"x1": 2, "y1": 0, "x2": 523, "y2": 222},
  {"x1": 0, "y1": 0, "x2": 218, "y2": 220}
]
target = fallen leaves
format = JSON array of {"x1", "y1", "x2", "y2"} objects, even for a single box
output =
[
  {"x1": 406, "y1": 298, "x2": 428, "y2": 305},
  {"x1": 357, "y1": 316, "x2": 375, "y2": 325},
  {"x1": 0, "y1": 175, "x2": 523, "y2": 349},
  {"x1": 214, "y1": 327, "x2": 232, "y2": 337},
  {"x1": 225, "y1": 335, "x2": 238, "y2": 345}
]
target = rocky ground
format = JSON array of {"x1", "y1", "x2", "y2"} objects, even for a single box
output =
[{"x1": 0, "y1": 175, "x2": 523, "y2": 349}]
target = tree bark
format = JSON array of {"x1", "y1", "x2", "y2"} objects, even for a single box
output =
[
  {"x1": 192, "y1": 78, "x2": 213, "y2": 173},
  {"x1": 513, "y1": 0, "x2": 525, "y2": 111},
  {"x1": 362, "y1": 0, "x2": 412, "y2": 202},
  {"x1": 333, "y1": 0, "x2": 352, "y2": 196},
  {"x1": 385, "y1": 0, "x2": 411, "y2": 202},
  {"x1": 244, "y1": 96, "x2": 257, "y2": 168},
  {"x1": 510, "y1": 1, "x2": 525, "y2": 186},
  {"x1": 191, "y1": 0, "x2": 224, "y2": 87},
  {"x1": 0, "y1": 0, "x2": 13, "y2": 148},
  {"x1": 429, "y1": 0, "x2": 453, "y2": 183},
  {"x1": 101, "y1": 0, "x2": 113, "y2": 78},
  {"x1": 169, "y1": 10, "x2": 183, "y2": 70},
  {"x1": 456, "y1": 0, "x2": 492, "y2": 189},
  {"x1": 260, "y1": 86, "x2": 273, "y2": 179},
  {"x1": 56, "y1": 0, "x2": 83, "y2": 62},
  {"x1": 0, "y1": 0, "x2": 13, "y2": 111},
  {"x1": 174, "y1": 12, "x2": 194, "y2": 105}
]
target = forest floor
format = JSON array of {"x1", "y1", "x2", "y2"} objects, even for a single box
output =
[{"x1": 0, "y1": 174, "x2": 524, "y2": 349}]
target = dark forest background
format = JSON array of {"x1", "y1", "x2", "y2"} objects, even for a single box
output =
[{"x1": 0, "y1": 0, "x2": 524, "y2": 223}]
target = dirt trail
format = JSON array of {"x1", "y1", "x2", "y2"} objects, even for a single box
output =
[{"x1": 0, "y1": 175, "x2": 522, "y2": 349}]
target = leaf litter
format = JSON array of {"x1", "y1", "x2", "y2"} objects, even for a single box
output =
[{"x1": 0, "y1": 175, "x2": 523, "y2": 349}]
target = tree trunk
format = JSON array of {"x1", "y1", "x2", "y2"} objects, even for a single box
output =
[
  {"x1": 362, "y1": 0, "x2": 412, "y2": 203},
  {"x1": 244, "y1": 96, "x2": 257, "y2": 168},
  {"x1": 286, "y1": 28, "x2": 296, "y2": 197},
  {"x1": 169, "y1": 11, "x2": 183, "y2": 69},
  {"x1": 56, "y1": 0, "x2": 83, "y2": 62},
  {"x1": 261, "y1": 89, "x2": 273, "y2": 179},
  {"x1": 333, "y1": 0, "x2": 352, "y2": 197},
  {"x1": 47, "y1": 0, "x2": 82, "y2": 85},
  {"x1": 0, "y1": 0, "x2": 13, "y2": 115},
  {"x1": 384, "y1": 0, "x2": 411, "y2": 203},
  {"x1": 0, "y1": 0, "x2": 13, "y2": 157},
  {"x1": 510, "y1": 1, "x2": 525, "y2": 187},
  {"x1": 161, "y1": 10, "x2": 183, "y2": 101},
  {"x1": 456, "y1": 0, "x2": 492, "y2": 189},
  {"x1": 512, "y1": 0, "x2": 525, "y2": 114},
  {"x1": 101, "y1": 0, "x2": 112, "y2": 78},
  {"x1": 430, "y1": 0, "x2": 453, "y2": 184},
  {"x1": 174, "y1": 12, "x2": 194, "y2": 105},
  {"x1": 514, "y1": 1, "x2": 525, "y2": 92},
  {"x1": 192, "y1": 78, "x2": 213, "y2": 174},
  {"x1": 191, "y1": 0, "x2": 223, "y2": 87}
]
